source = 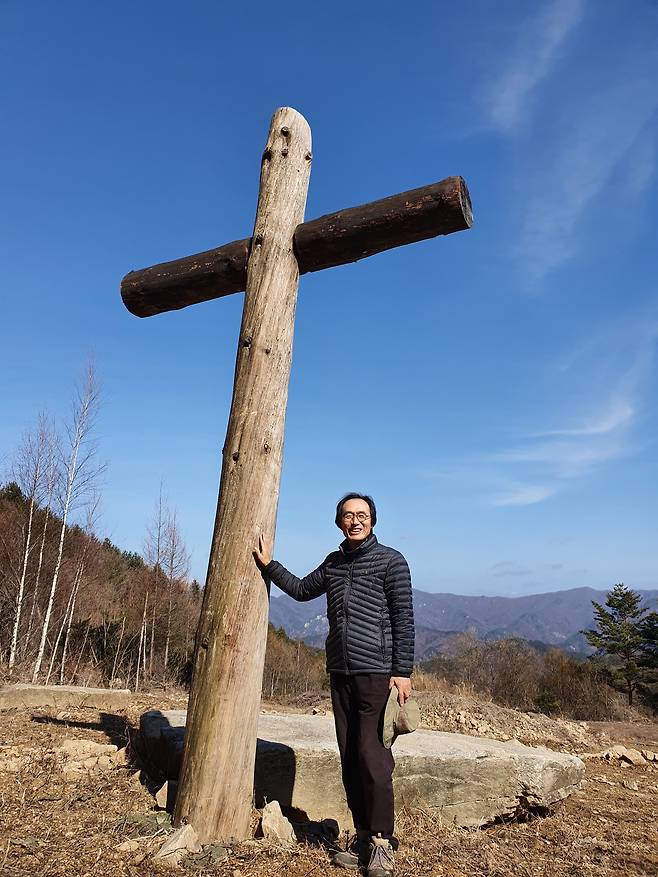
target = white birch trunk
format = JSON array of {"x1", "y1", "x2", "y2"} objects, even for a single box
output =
[
  {"x1": 164, "y1": 577, "x2": 172, "y2": 670},
  {"x1": 59, "y1": 562, "x2": 83, "y2": 684},
  {"x1": 32, "y1": 367, "x2": 99, "y2": 682},
  {"x1": 9, "y1": 491, "x2": 36, "y2": 670},
  {"x1": 25, "y1": 503, "x2": 51, "y2": 659},
  {"x1": 136, "y1": 591, "x2": 148, "y2": 691},
  {"x1": 45, "y1": 580, "x2": 75, "y2": 686},
  {"x1": 70, "y1": 618, "x2": 91, "y2": 684},
  {"x1": 110, "y1": 615, "x2": 126, "y2": 686},
  {"x1": 33, "y1": 491, "x2": 73, "y2": 681},
  {"x1": 148, "y1": 485, "x2": 164, "y2": 674}
]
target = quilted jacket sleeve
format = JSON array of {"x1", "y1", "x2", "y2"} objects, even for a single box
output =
[
  {"x1": 383, "y1": 551, "x2": 415, "y2": 676},
  {"x1": 265, "y1": 558, "x2": 328, "y2": 602}
]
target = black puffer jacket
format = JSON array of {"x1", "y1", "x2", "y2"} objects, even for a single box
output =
[{"x1": 265, "y1": 534, "x2": 414, "y2": 677}]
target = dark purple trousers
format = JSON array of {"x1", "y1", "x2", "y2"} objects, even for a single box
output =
[{"x1": 330, "y1": 673, "x2": 395, "y2": 839}]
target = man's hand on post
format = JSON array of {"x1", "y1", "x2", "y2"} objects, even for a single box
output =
[
  {"x1": 389, "y1": 676, "x2": 412, "y2": 706},
  {"x1": 253, "y1": 533, "x2": 272, "y2": 570}
]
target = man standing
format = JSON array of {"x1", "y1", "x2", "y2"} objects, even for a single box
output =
[{"x1": 254, "y1": 493, "x2": 415, "y2": 876}]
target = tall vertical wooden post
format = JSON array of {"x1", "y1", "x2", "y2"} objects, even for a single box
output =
[{"x1": 173, "y1": 107, "x2": 312, "y2": 841}]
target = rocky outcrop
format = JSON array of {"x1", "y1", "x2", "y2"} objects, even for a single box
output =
[
  {"x1": 140, "y1": 709, "x2": 584, "y2": 829},
  {"x1": 0, "y1": 684, "x2": 131, "y2": 711}
]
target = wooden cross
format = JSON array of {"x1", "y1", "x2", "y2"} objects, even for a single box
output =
[{"x1": 121, "y1": 107, "x2": 472, "y2": 843}]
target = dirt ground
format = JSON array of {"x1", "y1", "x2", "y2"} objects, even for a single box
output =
[{"x1": 1, "y1": 693, "x2": 657, "y2": 877}]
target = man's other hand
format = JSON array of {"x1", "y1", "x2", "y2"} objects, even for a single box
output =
[
  {"x1": 253, "y1": 533, "x2": 273, "y2": 570},
  {"x1": 389, "y1": 676, "x2": 412, "y2": 706}
]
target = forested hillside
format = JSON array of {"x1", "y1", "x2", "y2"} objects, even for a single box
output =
[
  {"x1": 0, "y1": 481, "x2": 201, "y2": 688},
  {"x1": 0, "y1": 481, "x2": 328, "y2": 696}
]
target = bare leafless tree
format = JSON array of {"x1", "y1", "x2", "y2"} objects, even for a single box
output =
[
  {"x1": 51, "y1": 493, "x2": 101, "y2": 684},
  {"x1": 23, "y1": 437, "x2": 58, "y2": 662},
  {"x1": 8, "y1": 414, "x2": 55, "y2": 671},
  {"x1": 136, "y1": 591, "x2": 149, "y2": 691},
  {"x1": 144, "y1": 483, "x2": 165, "y2": 675},
  {"x1": 162, "y1": 508, "x2": 189, "y2": 670},
  {"x1": 32, "y1": 363, "x2": 105, "y2": 682}
]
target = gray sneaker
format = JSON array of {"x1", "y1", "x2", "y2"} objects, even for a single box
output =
[
  {"x1": 367, "y1": 835, "x2": 395, "y2": 877},
  {"x1": 330, "y1": 830, "x2": 370, "y2": 870}
]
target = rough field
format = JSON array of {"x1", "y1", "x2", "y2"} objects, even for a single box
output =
[{"x1": 1, "y1": 692, "x2": 657, "y2": 877}]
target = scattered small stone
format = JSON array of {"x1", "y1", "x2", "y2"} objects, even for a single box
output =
[
  {"x1": 0, "y1": 745, "x2": 34, "y2": 772},
  {"x1": 117, "y1": 839, "x2": 141, "y2": 852},
  {"x1": 603, "y1": 744, "x2": 628, "y2": 759},
  {"x1": 591, "y1": 775, "x2": 615, "y2": 786},
  {"x1": 155, "y1": 781, "x2": 169, "y2": 809},
  {"x1": 11, "y1": 837, "x2": 41, "y2": 849},
  {"x1": 620, "y1": 748, "x2": 645, "y2": 766},
  {"x1": 153, "y1": 824, "x2": 201, "y2": 866},
  {"x1": 112, "y1": 746, "x2": 128, "y2": 766},
  {"x1": 260, "y1": 800, "x2": 295, "y2": 844},
  {"x1": 57, "y1": 739, "x2": 118, "y2": 759},
  {"x1": 623, "y1": 779, "x2": 639, "y2": 791}
]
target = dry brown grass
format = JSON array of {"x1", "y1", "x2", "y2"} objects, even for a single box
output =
[{"x1": 1, "y1": 696, "x2": 657, "y2": 877}]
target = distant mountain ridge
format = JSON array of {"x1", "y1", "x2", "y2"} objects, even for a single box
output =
[{"x1": 268, "y1": 586, "x2": 658, "y2": 661}]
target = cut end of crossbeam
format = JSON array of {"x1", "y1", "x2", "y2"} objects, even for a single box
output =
[
  {"x1": 120, "y1": 239, "x2": 250, "y2": 318},
  {"x1": 458, "y1": 176, "x2": 474, "y2": 229}
]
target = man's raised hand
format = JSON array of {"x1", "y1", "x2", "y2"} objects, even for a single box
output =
[{"x1": 253, "y1": 533, "x2": 273, "y2": 570}]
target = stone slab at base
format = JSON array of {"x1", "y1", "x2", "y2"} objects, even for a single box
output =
[
  {"x1": 140, "y1": 709, "x2": 584, "y2": 829},
  {"x1": 0, "y1": 684, "x2": 131, "y2": 711}
]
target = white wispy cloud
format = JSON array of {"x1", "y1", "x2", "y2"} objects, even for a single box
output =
[
  {"x1": 486, "y1": 0, "x2": 584, "y2": 132},
  {"x1": 418, "y1": 320, "x2": 657, "y2": 507},
  {"x1": 518, "y1": 73, "x2": 658, "y2": 282},
  {"x1": 494, "y1": 435, "x2": 628, "y2": 479},
  {"x1": 483, "y1": 0, "x2": 658, "y2": 282},
  {"x1": 490, "y1": 482, "x2": 556, "y2": 507},
  {"x1": 489, "y1": 321, "x2": 657, "y2": 491},
  {"x1": 533, "y1": 397, "x2": 634, "y2": 438}
]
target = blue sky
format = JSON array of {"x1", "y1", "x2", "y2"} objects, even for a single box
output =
[{"x1": 2, "y1": 0, "x2": 657, "y2": 596}]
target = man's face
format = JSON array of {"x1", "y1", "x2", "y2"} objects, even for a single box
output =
[{"x1": 338, "y1": 497, "x2": 373, "y2": 544}]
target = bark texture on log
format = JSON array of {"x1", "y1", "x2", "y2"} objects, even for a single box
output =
[
  {"x1": 121, "y1": 176, "x2": 472, "y2": 317},
  {"x1": 172, "y1": 107, "x2": 312, "y2": 842},
  {"x1": 121, "y1": 239, "x2": 250, "y2": 317},
  {"x1": 294, "y1": 175, "x2": 472, "y2": 273}
]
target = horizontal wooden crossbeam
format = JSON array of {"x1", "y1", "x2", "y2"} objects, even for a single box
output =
[{"x1": 121, "y1": 175, "x2": 472, "y2": 318}]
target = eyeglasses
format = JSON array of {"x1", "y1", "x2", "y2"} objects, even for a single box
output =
[{"x1": 341, "y1": 512, "x2": 370, "y2": 522}]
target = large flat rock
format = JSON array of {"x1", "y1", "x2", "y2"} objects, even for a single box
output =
[
  {"x1": 0, "y1": 684, "x2": 131, "y2": 711},
  {"x1": 140, "y1": 709, "x2": 584, "y2": 829}
]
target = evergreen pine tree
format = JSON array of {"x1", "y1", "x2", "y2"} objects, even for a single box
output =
[
  {"x1": 582, "y1": 583, "x2": 649, "y2": 705},
  {"x1": 637, "y1": 610, "x2": 658, "y2": 709}
]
